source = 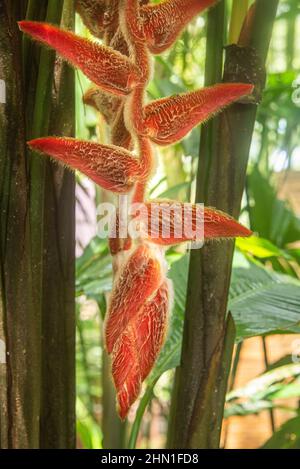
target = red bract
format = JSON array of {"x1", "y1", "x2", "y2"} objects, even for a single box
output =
[
  {"x1": 141, "y1": 0, "x2": 218, "y2": 53},
  {"x1": 20, "y1": 0, "x2": 254, "y2": 420},
  {"x1": 18, "y1": 21, "x2": 139, "y2": 96},
  {"x1": 132, "y1": 201, "x2": 252, "y2": 245},
  {"x1": 28, "y1": 137, "x2": 142, "y2": 194},
  {"x1": 105, "y1": 244, "x2": 164, "y2": 354},
  {"x1": 143, "y1": 83, "x2": 254, "y2": 145},
  {"x1": 112, "y1": 280, "x2": 171, "y2": 419}
]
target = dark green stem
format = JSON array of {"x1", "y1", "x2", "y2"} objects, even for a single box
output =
[
  {"x1": 39, "y1": 0, "x2": 76, "y2": 448},
  {"x1": 102, "y1": 351, "x2": 127, "y2": 449},
  {"x1": 128, "y1": 380, "x2": 158, "y2": 449},
  {"x1": 0, "y1": 0, "x2": 76, "y2": 448},
  {"x1": 262, "y1": 336, "x2": 276, "y2": 433}
]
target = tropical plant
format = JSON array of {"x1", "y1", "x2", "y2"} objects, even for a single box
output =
[
  {"x1": 2, "y1": 0, "x2": 297, "y2": 451},
  {"x1": 19, "y1": 0, "x2": 253, "y2": 424}
]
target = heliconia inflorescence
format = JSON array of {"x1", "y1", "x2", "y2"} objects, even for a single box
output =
[{"x1": 19, "y1": 0, "x2": 253, "y2": 419}]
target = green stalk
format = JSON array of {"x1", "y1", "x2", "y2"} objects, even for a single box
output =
[
  {"x1": 39, "y1": 0, "x2": 76, "y2": 448},
  {"x1": 262, "y1": 337, "x2": 276, "y2": 433},
  {"x1": 228, "y1": 0, "x2": 249, "y2": 44},
  {"x1": 22, "y1": 0, "x2": 47, "y2": 72},
  {"x1": 0, "y1": 0, "x2": 36, "y2": 447},
  {"x1": 128, "y1": 380, "x2": 158, "y2": 449},
  {"x1": 102, "y1": 351, "x2": 127, "y2": 449},
  {"x1": 167, "y1": 0, "x2": 279, "y2": 449},
  {"x1": 29, "y1": 0, "x2": 64, "y2": 262},
  {"x1": 77, "y1": 316, "x2": 94, "y2": 417},
  {"x1": 167, "y1": 1, "x2": 226, "y2": 447},
  {"x1": 25, "y1": 0, "x2": 63, "y2": 448},
  {"x1": 228, "y1": 341, "x2": 243, "y2": 392}
]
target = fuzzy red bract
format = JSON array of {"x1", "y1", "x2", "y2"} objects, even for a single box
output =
[
  {"x1": 18, "y1": 21, "x2": 139, "y2": 96},
  {"x1": 112, "y1": 280, "x2": 171, "y2": 419},
  {"x1": 20, "y1": 0, "x2": 254, "y2": 420},
  {"x1": 141, "y1": 0, "x2": 218, "y2": 53},
  {"x1": 144, "y1": 83, "x2": 254, "y2": 145},
  {"x1": 131, "y1": 201, "x2": 252, "y2": 245},
  {"x1": 136, "y1": 280, "x2": 171, "y2": 382},
  {"x1": 105, "y1": 244, "x2": 164, "y2": 354},
  {"x1": 28, "y1": 137, "x2": 141, "y2": 193}
]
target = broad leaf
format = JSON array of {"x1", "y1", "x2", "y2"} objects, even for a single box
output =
[
  {"x1": 262, "y1": 417, "x2": 300, "y2": 449},
  {"x1": 224, "y1": 400, "x2": 274, "y2": 418},
  {"x1": 76, "y1": 238, "x2": 112, "y2": 299},
  {"x1": 226, "y1": 363, "x2": 300, "y2": 402},
  {"x1": 225, "y1": 364, "x2": 300, "y2": 419},
  {"x1": 150, "y1": 251, "x2": 300, "y2": 379},
  {"x1": 247, "y1": 167, "x2": 300, "y2": 247},
  {"x1": 230, "y1": 252, "x2": 300, "y2": 341},
  {"x1": 236, "y1": 236, "x2": 289, "y2": 259}
]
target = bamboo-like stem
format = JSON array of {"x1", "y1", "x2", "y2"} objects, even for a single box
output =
[
  {"x1": 0, "y1": 0, "x2": 76, "y2": 448},
  {"x1": 228, "y1": 0, "x2": 249, "y2": 44},
  {"x1": 26, "y1": 0, "x2": 76, "y2": 449},
  {"x1": 28, "y1": 1, "x2": 65, "y2": 439},
  {"x1": 0, "y1": 0, "x2": 37, "y2": 448},
  {"x1": 167, "y1": 0, "x2": 279, "y2": 449},
  {"x1": 167, "y1": 1, "x2": 226, "y2": 447}
]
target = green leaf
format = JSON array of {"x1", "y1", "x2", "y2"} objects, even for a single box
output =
[
  {"x1": 225, "y1": 363, "x2": 300, "y2": 419},
  {"x1": 76, "y1": 237, "x2": 112, "y2": 299},
  {"x1": 157, "y1": 181, "x2": 190, "y2": 200},
  {"x1": 230, "y1": 252, "x2": 300, "y2": 341},
  {"x1": 236, "y1": 236, "x2": 289, "y2": 259},
  {"x1": 270, "y1": 380, "x2": 300, "y2": 400},
  {"x1": 226, "y1": 363, "x2": 300, "y2": 402},
  {"x1": 262, "y1": 417, "x2": 300, "y2": 449},
  {"x1": 76, "y1": 397, "x2": 103, "y2": 449},
  {"x1": 150, "y1": 250, "x2": 300, "y2": 380},
  {"x1": 247, "y1": 167, "x2": 300, "y2": 247},
  {"x1": 224, "y1": 400, "x2": 274, "y2": 418}
]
